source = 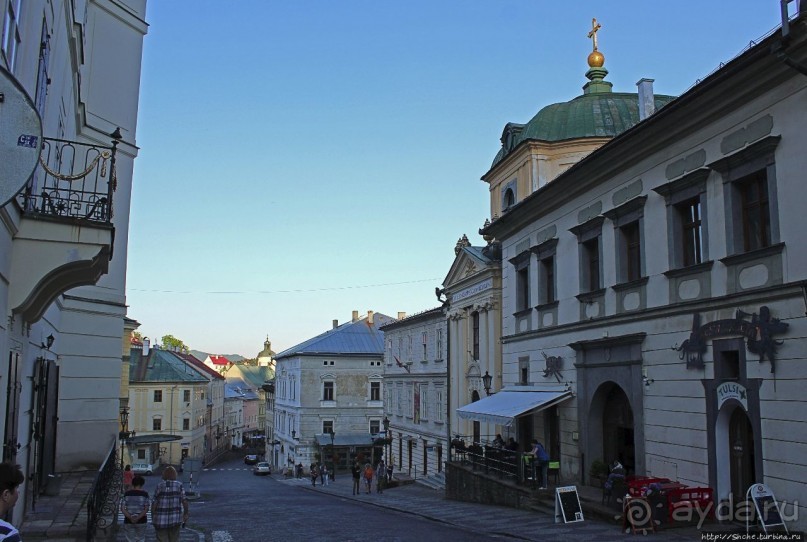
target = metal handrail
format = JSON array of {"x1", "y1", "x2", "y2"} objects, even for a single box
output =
[{"x1": 86, "y1": 440, "x2": 121, "y2": 541}]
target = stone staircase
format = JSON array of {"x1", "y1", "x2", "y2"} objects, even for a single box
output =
[{"x1": 415, "y1": 471, "x2": 446, "y2": 490}]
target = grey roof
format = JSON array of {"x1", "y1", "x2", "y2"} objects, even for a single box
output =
[
  {"x1": 130, "y1": 348, "x2": 209, "y2": 384},
  {"x1": 275, "y1": 313, "x2": 395, "y2": 359},
  {"x1": 464, "y1": 246, "x2": 494, "y2": 264},
  {"x1": 225, "y1": 378, "x2": 260, "y2": 400}
]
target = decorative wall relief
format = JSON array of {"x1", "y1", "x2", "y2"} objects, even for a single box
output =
[
  {"x1": 542, "y1": 352, "x2": 563, "y2": 382},
  {"x1": 677, "y1": 306, "x2": 789, "y2": 373}
]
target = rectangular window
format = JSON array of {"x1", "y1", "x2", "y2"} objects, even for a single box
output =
[
  {"x1": 370, "y1": 381, "x2": 380, "y2": 401},
  {"x1": 183, "y1": 390, "x2": 191, "y2": 403},
  {"x1": 740, "y1": 171, "x2": 771, "y2": 252},
  {"x1": 422, "y1": 331, "x2": 428, "y2": 360},
  {"x1": 519, "y1": 357, "x2": 530, "y2": 385},
  {"x1": 2, "y1": 0, "x2": 22, "y2": 72},
  {"x1": 153, "y1": 390, "x2": 162, "y2": 403},
  {"x1": 369, "y1": 419, "x2": 380, "y2": 434},
  {"x1": 516, "y1": 266, "x2": 530, "y2": 311},
  {"x1": 434, "y1": 389, "x2": 444, "y2": 422},
  {"x1": 678, "y1": 198, "x2": 703, "y2": 266},
  {"x1": 323, "y1": 420, "x2": 333, "y2": 434},
  {"x1": 183, "y1": 418, "x2": 190, "y2": 431},
  {"x1": 137, "y1": 449, "x2": 146, "y2": 459},
  {"x1": 152, "y1": 419, "x2": 162, "y2": 431},
  {"x1": 419, "y1": 387, "x2": 428, "y2": 421},
  {"x1": 622, "y1": 221, "x2": 642, "y2": 281},
  {"x1": 541, "y1": 256, "x2": 555, "y2": 303},
  {"x1": 437, "y1": 329, "x2": 443, "y2": 359},
  {"x1": 323, "y1": 381, "x2": 334, "y2": 401},
  {"x1": 471, "y1": 311, "x2": 480, "y2": 360},
  {"x1": 583, "y1": 238, "x2": 600, "y2": 291}
]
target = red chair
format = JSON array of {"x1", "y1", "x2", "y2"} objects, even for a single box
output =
[
  {"x1": 627, "y1": 477, "x2": 671, "y2": 497},
  {"x1": 668, "y1": 487, "x2": 714, "y2": 522}
]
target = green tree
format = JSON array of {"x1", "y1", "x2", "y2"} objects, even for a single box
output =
[{"x1": 161, "y1": 334, "x2": 187, "y2": 351}]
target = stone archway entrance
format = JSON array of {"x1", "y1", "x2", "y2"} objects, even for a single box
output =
[{"x1": 590, "y1": 382, "x2": 636, "y2": 474}]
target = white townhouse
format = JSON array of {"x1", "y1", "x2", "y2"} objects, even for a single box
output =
[
  {"x1": 380, "y1": 307, "x2": 448, "y2": 480},
  {"x1": 274, "y1": 311, "x2": 395, "y2": 472},
  {"x1": 0, "y1": 0, "x2": 147, "y2": 530}
]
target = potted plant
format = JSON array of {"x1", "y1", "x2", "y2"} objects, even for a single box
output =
[{"x1": 589, "y1": 459, "x2": 609, "y2": 486}]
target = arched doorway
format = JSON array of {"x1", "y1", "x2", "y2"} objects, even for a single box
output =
[
  {"x1": 728, "y1": 407, "x2": 755, "y2": 499},
  {"x1": 596, "y1": 383, "x2": 635, "y2": 474}
]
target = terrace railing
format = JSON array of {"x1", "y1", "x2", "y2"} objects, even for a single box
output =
[{"x1": 17, "y1": 132, "x2": 121, "y2": 225}]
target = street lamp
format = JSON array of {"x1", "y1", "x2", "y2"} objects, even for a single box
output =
[
  {"x1": 482, "y1": 371, "x2": 493, "y2": 396},
  {"x1": 330, "y1": 431, "x2": 336, "y2": 480},
  {"x1": 382, "y1": 416, "x2": 391, "y2": 465},
  {"x1": 119, "y1": 406, "x2": 135, "y2": 468}
]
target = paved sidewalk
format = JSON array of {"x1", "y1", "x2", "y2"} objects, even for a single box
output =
[{"x1": 278, "y1": 475, "x2": 702, "y2": 541}]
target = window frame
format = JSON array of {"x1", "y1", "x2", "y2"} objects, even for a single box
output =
[
  {"x1": 570, "y1": 216, "x2": 605, "y2": 294},
  {"x1": 370, "y1": 381, "x2": 381, "y2": 401},
  {"x1": 471, "y1": 311, "x2": 480, "y2": 361},
  {"x1": 654, "y1": 167, "x2": 711, "y2": 271},
  {"x1": 152, "y1": 418, "x2": 162, "y2": 431},
  {"x1": 532, "y1": 238, "x2": 558, "y2": 306},
  {"x1": 153, "y1": 390, "x2": 162, "y2": 403},
  {"x1": 710, "y1": 135, "x2": 781, "y2": 257},
  {"x1": 323, "y1": 381, "x2": 334, "y2": 401},
  {"x1": 509, "y1": 251, "x2": 531, "y2": 313},
  {"x1": 1, "y1": 0, "x2": 22, "y2": 72},
  {"x1": 604, "y1": 196, "x2": 647, "y2": 285}
]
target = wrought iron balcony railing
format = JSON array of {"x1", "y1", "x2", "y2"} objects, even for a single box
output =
[{"x1": 16, "y1": 132, "x2": 120, "y2": 224}]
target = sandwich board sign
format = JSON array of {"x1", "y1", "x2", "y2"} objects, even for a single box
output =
[
  {"x1": 555, "y1": 485, "x2": 584, "y2": 523},
  {"x1": 0, "y1": 65, "x2": 42, "y2": 207},
  {"x1": 746, "y1": 483, "x2": 788, "y2": 534}
]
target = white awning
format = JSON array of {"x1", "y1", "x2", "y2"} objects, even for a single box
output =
[{"x1": 456, "y1": 388, "x2": 573, "y2": 427}]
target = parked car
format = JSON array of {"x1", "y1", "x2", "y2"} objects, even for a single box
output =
[
  {"x1": 244, "y1": 454, "x2": 258, "y2": 465},
  {"x1": 253, "y1": 462, "x2": 271, "y2": 475},
  {"x1": 131, "y1": 463, "x2": 154, "y2": 475}
]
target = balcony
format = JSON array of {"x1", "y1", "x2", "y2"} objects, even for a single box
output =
[{"x1": 9, "y1": 133, "x2": 120, "y2": 322}]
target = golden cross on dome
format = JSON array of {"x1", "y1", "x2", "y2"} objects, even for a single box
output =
[{"x1": 587, "y1": 18, "x2": 602, "y2": 51}]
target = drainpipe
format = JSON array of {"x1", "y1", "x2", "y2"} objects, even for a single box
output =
[{"x1": 445, "y1": 306, "x2": 452, "y2": 465}]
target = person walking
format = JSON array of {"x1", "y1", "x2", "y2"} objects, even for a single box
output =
[
  {"x1": 351, "y1": 461, "x2": 361, "y2": 495},
  {"x1": 121, "y1": 475, "x2": 149, "y2": 542},
  {"x1": 362, "y1": 463, "x2": 374, "y2": 494},
  {"x1": 321, "y1": 464, "x2": 329, "y2": 486},
  {"x1": 310, "y1": 463, "x2": 319, "y2": 487},
  {"x1": 151, "y1": 466, "x2": 189, "y2": 542},
  {"x1": 375, "y1": 459, "x2": 386, "y2": 494},
  {"x1": 0, "y1": 463, "x2": 24, "y2": 542},
  {"x1": 123, "y1": 464, "x2": 134, "y2": 492}
]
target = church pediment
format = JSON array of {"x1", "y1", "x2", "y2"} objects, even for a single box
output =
[{"x1": 443, "y1": 246, "x2": 496, "y2": 291}]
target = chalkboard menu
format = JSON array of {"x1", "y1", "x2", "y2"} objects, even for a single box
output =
[
  {"x1": 748, "y1": 484, "x2": 787, "y2": 533},
  {"x1": 554, "y1": 486, "x2": 584, "y2": 523}
]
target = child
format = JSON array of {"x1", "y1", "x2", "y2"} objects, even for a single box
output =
[{"x1": 121, "y1": 475, "x2": 149, "y2": 542}]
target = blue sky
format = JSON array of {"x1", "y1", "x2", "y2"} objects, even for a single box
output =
[{"x1": 126, "y1": 1, "x2": 786, "y2": 356}]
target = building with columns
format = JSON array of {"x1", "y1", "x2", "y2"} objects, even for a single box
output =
[{"x1": 441, "y1": 235, "x2": 503, "y2": 446}]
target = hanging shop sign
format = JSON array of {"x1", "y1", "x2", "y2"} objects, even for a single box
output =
[{"x1": 677, "y1": 306, "x2": 788, "y2": 372}]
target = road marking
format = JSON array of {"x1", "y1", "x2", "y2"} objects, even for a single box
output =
[{"x1": 211, "y1": 531, "x2": 234, "y2": 542}]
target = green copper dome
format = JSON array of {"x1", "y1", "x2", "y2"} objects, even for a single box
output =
[{"x1": 491, "y1": 66, "x2": 676, "y2": 168}]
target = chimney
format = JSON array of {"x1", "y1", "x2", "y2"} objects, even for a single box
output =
[
  {"x1": 332, "y1": 319, "x2": 338, "y2": 329},
  {"x1": 397, "y1": 311, "x2": 406, "y2": 320},
  {"x1": 636, "y1": 78, "x2": 655, "y2": 120},
  {"x1": 143, "y1": 338, "x2": 150, "y2": 356},
  {"x1": 367, "y1": 310, "x2": 374, "y2": 324},
  {"x1": 352, "y1": 310, "x2": 359, "y2": 322}
]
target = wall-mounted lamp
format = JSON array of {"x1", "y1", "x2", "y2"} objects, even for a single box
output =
[
  {"x1": 482, "y1": 371, "x2": 493, "y2": 396},
  {"x1": 41, "y1": 334, "x2": 55, "y2": 350},
  {"x1": 643, "y1": 376, "x2": 655, "y2": 387}
]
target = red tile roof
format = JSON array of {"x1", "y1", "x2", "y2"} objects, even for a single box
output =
[
  {"x1": 176, "y1": 353, "x2": 225, "y2": 380},
  {"x1": 209, "y1": 355, "x2": 229, "y2": 366}
]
